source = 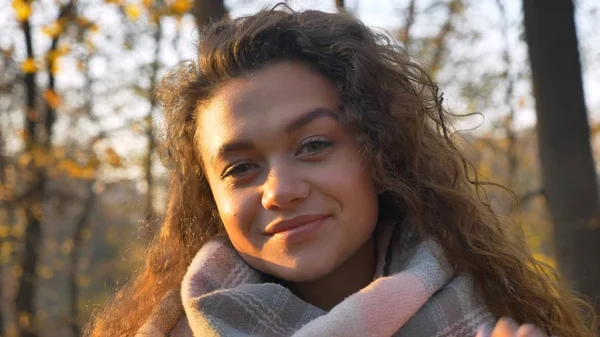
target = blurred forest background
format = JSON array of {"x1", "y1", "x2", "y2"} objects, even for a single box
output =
[{"x1": 0, "y1": 0, "x2": 599, "y2": 336}]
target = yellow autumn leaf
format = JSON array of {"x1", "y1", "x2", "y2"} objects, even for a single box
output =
[
  {"x1": 171, "y1": 0, "x2": 191, "y2": 14},
  {"x1": 105, "y1": 147, "x2": 122, "y2": 167},
  {"x1": 43, "y1": 89, "x2": 62, "y2": 109},
  {"x1": 125, "y1": 4, "x2": 140, "y2": 20},
  {"x1": 47, "y1": 51, "x2": 59, "y2": 64},
  {"x1": 1, "y1": 242, "x2": 13, "y2": 264},
  {"x1": 525, "y1": 231, "x2": 542, "y2": 251},
  {"x1": 142, "y1": 0, "x2": 152, "y2": 8},
  {"x1": 532, "y1": 252, "x2": 557, "y2": 277},
  {"x1": 12, "y1": 0, "x2": 32, "y2": 22},
  {"x1": 0, "y1": 225, "x2": 9, "y2": 239},
  {"x1": 50, "y1": 61, "x2": 60, "y2": 74},
  {"x1": 533, "y1": 253, "x2": 555, "y2": 266},
  {"x1": 39, "y1": 265, "x2": 53, "y2": 279},
  {"x1": 53, "y1": 146, "x2": 66, "y2": 158},
  {"x1": 18, "y1": 311, "x2": 31, "y2": 328},
  {"x1": 31, "y1": 146, "x2": 49, "y2": 167},
  {"x1": 59, "y1": 159, "x2": 90, "y2": 178},
  {"x1": 18, "y1": 153, "x2": 32, "y2": 167},
  {"x1": 47, "y1": 44, "x2": 70, "y2": 63},
  {"x1": 81, "y1": 166, "x2": 95, "y2": 179},
  {"x1": 477, "y1": 162, "x2": 492, "y2": 178},
  {"x1": 20, "y1": 58, "x2": 37, "y2": 73},
  {"x1": 0, "y1": 186, "x2": 6, "y2": 201},
  {"x1": 41, "y1": 21, "x2": 63, "y2": 37},
  {"x1": 76, "y1": 16, "x2": 91, "y2": 26}
]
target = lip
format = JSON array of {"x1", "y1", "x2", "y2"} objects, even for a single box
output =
[{"x1": 264, "y1": 214, "x2": 329, "y2": 236}]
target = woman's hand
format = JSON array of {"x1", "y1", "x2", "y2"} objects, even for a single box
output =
[{"x1": 476, "y1": 317, "x2": 549, "y2": 337}]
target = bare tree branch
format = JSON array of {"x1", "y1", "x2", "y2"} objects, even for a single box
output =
[
  {"x1": 399, "y1": 0, "x2": 416, "y2": 48},
  {"x1": 429, "y1": 0, "x2": 462, "y2": 76}
]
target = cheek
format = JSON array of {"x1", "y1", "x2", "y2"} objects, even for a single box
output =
[
  {"x1": 345, "y1": 170, "x2": 378, "y2": 218},
  {"x1": 324, "y1": 150, "x2": 377, "y2": 204},
  {"x1": 329, "y1": 153, "x2": 379, "y2": 222},
  {"x1": 213, "y1": 188, "x2": 261, "y2": 249}
]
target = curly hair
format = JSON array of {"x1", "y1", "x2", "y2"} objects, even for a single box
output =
[{"x1": 87, "y1": 5, "x2": 597, "y2": 337}]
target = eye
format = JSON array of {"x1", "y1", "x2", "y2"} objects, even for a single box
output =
[
  {"x1": 297, "y1": 137, "x2": 333, "y2": 156},
  {"x1": 222, "y1": 161, "x2": 258, "y2": 178}
]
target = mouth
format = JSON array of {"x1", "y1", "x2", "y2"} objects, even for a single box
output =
[{"x1": 264, "y1": 214, "x2": 329, "y2": 236}]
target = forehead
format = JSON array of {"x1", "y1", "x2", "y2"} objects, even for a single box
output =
[{"x1": 196, "y1": 62, "x2": 339, "y2": 155}]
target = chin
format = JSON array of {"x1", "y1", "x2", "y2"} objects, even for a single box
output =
[{"x1": 267, "y1": 258, "x2": 337, "y2": 283}]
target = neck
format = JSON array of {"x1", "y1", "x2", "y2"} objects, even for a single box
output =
[{"x1": 286, "y1": 236, "x2": 376, "y2": 311}]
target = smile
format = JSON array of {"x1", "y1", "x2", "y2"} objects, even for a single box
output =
[{"x1": 264, "y1": 214, "x2": 329, "y2": 244}]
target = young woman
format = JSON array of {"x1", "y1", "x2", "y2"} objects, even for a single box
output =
[{"x1": 88, "y1": 6, "x2": 597, "y2": 337}]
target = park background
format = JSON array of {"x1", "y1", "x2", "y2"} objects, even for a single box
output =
[{"x1": 0, "y1": 0, "x2": 599, "y2": 336}]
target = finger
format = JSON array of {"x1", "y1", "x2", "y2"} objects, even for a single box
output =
[
  {"x1": 516, "y1": 324, "x2": 548, "y2": 337},
  {"x1": 491, "y1": 317, "x2": 519, "y2": 337},
  {"x1": 475, "y1": 323, "x2": 493, "y2": 337}
]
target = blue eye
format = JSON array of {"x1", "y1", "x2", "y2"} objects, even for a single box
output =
[{"x1": 297, "y1": 137, "x2": 333, "y2": 155}]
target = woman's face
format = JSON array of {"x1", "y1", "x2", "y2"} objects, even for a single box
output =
[{"x1": 196, "y1": 61, "x2": 379, "y2": 282}]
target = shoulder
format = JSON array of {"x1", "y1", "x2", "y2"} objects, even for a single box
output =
[{"x1": 395, "y1": 273, "x2": 496, "y2": 337}]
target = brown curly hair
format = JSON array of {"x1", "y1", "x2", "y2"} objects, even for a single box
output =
[{"x1": 87, "y1": 5, "x2": 597, "y2": 337}]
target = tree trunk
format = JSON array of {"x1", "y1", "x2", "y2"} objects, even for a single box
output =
[
  {"x1": 67, "y1": 181, "x2": 95, "y2": 337},
  {"x1": 16, "y1": 15, "x2": 40, "y2": 337},
  {"x1": 523, "y1": 0, "x2": 600, "y2": 316},
  {"x1": 193, "y1": 0, "x2": 227, "y2": 29},
  {"x1": 0, "y1": 128, "x2": 5, "y2": 337},
  {"x1": 16, "y1": 3, "x2": 75, "y2": 336},
  {"x1": 335, "y1": 0, "x2": 344, "y2": 11},
  {"x1": 15, "y1": 211, "x2": 41, "y2": 337}
]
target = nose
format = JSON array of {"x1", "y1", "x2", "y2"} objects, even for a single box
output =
[{"x1": 261, "y1": 163, "x2": 310, "y2": 210}]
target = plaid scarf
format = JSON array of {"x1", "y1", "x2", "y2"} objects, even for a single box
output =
[{"x1": 136, "y1": 222, "x2": 495, "y2": 337}]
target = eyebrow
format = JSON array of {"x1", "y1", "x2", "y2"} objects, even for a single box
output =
[
  {"x1": 211, "y1": 107, "x2": 338, "y2": 165},
  {"x1": 284, "y1": 107, "x2": 338, "y2": 134}
]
